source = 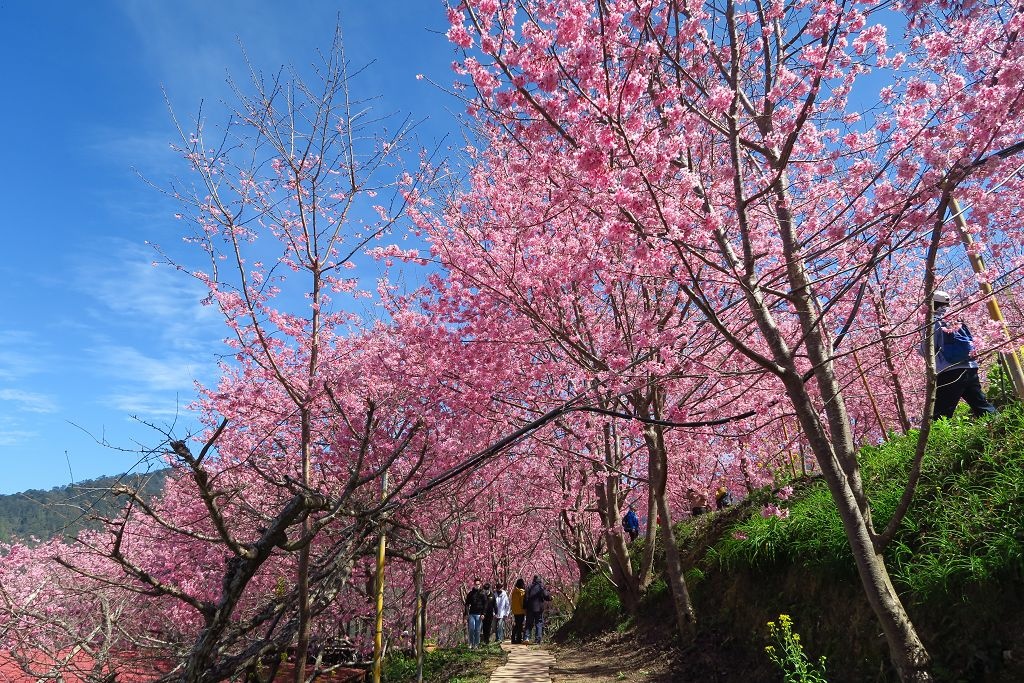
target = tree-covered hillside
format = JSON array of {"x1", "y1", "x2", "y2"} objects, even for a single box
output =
[{"x1": 0, "y1": 470, "x2": 168, "y2": 544}]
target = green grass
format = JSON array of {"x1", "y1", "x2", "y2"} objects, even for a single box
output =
[
  {"x1": 712, "y1": 404, "x2": 1024, "y2": 599},
  {"x1": 565, "y1": 404, "x2": 1024, "y2": 607},
  {"x1": 382, "y1": 642, "x2": 506, "y2": 682}
]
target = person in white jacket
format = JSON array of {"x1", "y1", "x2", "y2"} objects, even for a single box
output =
[{"x1": 493, "y1": 584, "x2": 511, "y2": 643}]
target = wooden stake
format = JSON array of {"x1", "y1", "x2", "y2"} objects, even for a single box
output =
[{"x1": 415, "y1": 558, "x2": 425, "y2": 683}]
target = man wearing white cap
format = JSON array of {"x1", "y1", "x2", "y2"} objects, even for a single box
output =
[{"x1": 920, "y1": 290, "x2": 997, "y2": 420}]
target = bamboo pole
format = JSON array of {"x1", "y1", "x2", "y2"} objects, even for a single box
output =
[
  {"x1": 372, "y1": 471, "x2": 389, "y2": 683},
  {"x1": 415, "y1": 558, "x2": 425, "y2": 683},
  {"x1": 852, "y1": 348, "x2": 890, "y2": 436},
  {"x1": 949, "y1": 197, "x2": 1024, "y2": 400}
]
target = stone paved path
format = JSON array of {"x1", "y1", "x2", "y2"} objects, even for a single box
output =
[{"x1": 489, "y1": 642, "x2": 555, "y2": 682}]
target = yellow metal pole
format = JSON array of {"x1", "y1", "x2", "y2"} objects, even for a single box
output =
[
  {"x1": 372, "y1": 470, "x2": 389, "y2": 683},
  {"x1": 949, "y1": 197, "x2": 1024, "y2": 400},
  {"x1": 415, "y1": 558, "x2": 425, "y2": 683}
]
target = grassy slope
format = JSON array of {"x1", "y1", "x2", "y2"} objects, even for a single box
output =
[{"x1": 565, "y1": 405, "x2": 1024, "y2": 682}]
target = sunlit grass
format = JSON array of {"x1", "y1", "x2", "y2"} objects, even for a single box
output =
[{"x1": 714, "y1": 404, "x2": 1024, "y2": 598}]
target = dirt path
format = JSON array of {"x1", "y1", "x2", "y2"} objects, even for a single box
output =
[{"x1": 548, "y1": 633, "x2": 679, "y2": 682}]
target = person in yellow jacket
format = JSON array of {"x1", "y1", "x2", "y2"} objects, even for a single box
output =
[{"x1": 509, "y1": 577, "x2": 527, "y2": 644}]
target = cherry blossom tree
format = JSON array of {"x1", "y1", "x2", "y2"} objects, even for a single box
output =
[
  {"x1": 0, "y1": 539, "x2": 160, "y2": 681},
  {"x1": 0, "y1": 30, "x2": 456, "y2": 683},
  {"x1": 442, "y1": 0, "x2": 1024, "y2": 679},
  {"x1": 8, "y1": 5, "x2": 1024, "y2": 682},
  {"x1": 151, "y1": 24, "x2": 453, "y2": 679}
]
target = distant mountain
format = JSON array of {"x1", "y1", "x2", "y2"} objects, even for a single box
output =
[{"x1": 0, "y1": 470, "x2": 169, "y2": 544}]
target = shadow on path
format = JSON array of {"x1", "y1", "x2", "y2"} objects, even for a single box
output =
[{"x1": 489, "y1": 642, "x2": 555, "y2": 682}]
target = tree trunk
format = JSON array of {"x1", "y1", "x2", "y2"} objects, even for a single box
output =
[
  {"x1": 798, "y1": 407, "x2": 932, "y2": 680},
  {"x1": 593, "y1": 468, "x2": 641, "y2": 613},
  {"x1": 585, "y1": 423, "x2": 640, "y2": 614},
  {"x1": 654, "y1": 496, "x2": 696, "y2": 638},
  {"x1": 638, "y1": 486, "x2": 658, "y2": 589},
  {"x1": 874, "y1": 295, "x2": 913, "y2": 433},
  {"x1": 764, "y1": 171, "x2": 932, "y2": 681},
  {"x1": 645, "y1": 423, "x2": 696, "y2": 641}
]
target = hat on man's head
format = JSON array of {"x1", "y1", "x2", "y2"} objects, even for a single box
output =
[{"x1": 932, "y1": 290, "x2": 950, "y2": 306}]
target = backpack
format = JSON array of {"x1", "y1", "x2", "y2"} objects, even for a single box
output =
[
  {"x1": 526, "y1": 583, "x2": 551, "y2": 611},
  {"x1": 939, "y1": 324, "x2": 973, "y2": 365}
]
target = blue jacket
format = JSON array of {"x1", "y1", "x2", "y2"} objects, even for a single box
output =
[
  {"x1": 623, "y1": 509, "x2": 639, "y2": 532},
  {"x1": 918, "y1": 314, "x2": 977, "y2": 375}
]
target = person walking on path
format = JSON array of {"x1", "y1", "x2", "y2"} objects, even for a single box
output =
[
  {"x1": 524, "y1": 575, "x2": 552, "y2": 644},
  {"x1": 464, "y1": 578, "x2": 487, "y2": 649},
  {"x1": 622, "y1": 504, "x2": 640, "y2": 542},
  {"x1": 481, "y1": 583, "x2": 497, "y2": 644},
  {"x1": 510, "y1": 578, "x2": 527, "y2": 644},
  {"x1": 493, "y1": 583, "x2": 511, "y2": 643},
  {"x1": 919, "y1": 290, "x2": 997, "y2": 420}
]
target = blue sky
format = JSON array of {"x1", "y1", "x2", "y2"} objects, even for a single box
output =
[{"x1": 0, "y1": 2, "x2": 461, "y2": 494}]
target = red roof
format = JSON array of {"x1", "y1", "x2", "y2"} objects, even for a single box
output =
[{"x1": 0, "y1": 651, "x2": 366, "y2": 682}]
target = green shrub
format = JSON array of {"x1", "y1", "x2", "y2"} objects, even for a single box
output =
[
  {"x1": 711, "y1": 482, "x2": 851, "y2": 574},
  {"x1": 684, "y1": 567, "x2": 706, "y2": 587},
  {"x1": 641, "y1": 577, "x2": 669, "y2": 607},
  {"x1": 890, "y1": 407, "x2": 1024, "y2": 596},
  {"x1": 575, "y1": 571, "x2": 623, "y2": 624}
]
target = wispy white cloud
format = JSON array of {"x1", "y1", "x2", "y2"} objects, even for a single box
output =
[
  {"x1": 104, "y1": 391, "x2": 198, "y2": 419},
  {"x1": 87, "y1": 128, "x2": 184, "y2": 185},
  {"x1": 115, "y1": 0, "x2": 304, "y2": 112},
  {"x1": 87, "y1": 341, "x2": 216, "y2": 420},
  {"x1": 0, "y1": 430, "x2": 36, "y2": 447},
  {"x1": 75, "y1": 239, "x2": 221, "y2": 353},
  {"x1": 67, "y1": 239, "x2": 223, "y2": 420},
  {"x1": 0, "y1": 414, "x2": 37, "y2": 447},
  {"x1": 91, "y1": 344, "x2": 204, "y2": 393},
  {"x1": 0, "y1": 389, "x2": 58, "y2": 414},
  {"x1": 0, "y1": 333, "x2": 47, "y2": 381}
]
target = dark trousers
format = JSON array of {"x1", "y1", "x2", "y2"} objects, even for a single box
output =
[
  {"x1": 524, "y1": 611, "x2": 543, "y2": 642},
  {"x1": 934, "y1": 367, "x2": 997, "y2": 419},
  {"x1": 511, "y1": 614, "x2": 525, "y2": 643},
  {"x1": 482, "y1": 613, "x2": 493, "y2": 643}
]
